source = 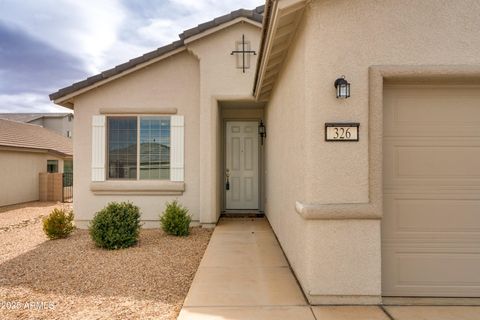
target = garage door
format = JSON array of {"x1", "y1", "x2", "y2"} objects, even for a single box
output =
[{"x1": 382, "y1": 83, "x2": 480, "y2": 297}]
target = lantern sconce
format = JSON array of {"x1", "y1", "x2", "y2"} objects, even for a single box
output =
[
  {"x1": 258, "y1": 120, "x2": 266, "y2": 145},
  {"x1": 334, "y1": 75, "x2": 351, "y2": 99}
]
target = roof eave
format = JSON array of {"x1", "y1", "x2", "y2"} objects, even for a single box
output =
[
  {"x1": 50, "y1": 6, "x2": 265, "y2": 106},
  {"x1": 254, "y1": 0, "x2": 308, "y2": 101},
  {"x1": 0, "y1": 145, "x2": 72, "y2": 158},
  {"x1": 51, "y1": 46, "x2": 187, "y2": 107},
  {"x1": 184, "y1": 17, "x2": 262, "y2": 45}
]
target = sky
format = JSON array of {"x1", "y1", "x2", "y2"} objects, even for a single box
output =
[{"x1": 0, "y1": 0, "x2": 262, "y2": 113}]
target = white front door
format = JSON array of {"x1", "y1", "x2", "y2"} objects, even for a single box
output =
[{"x1": 225, "y1": 121, "x2": 259, "y2": 210}]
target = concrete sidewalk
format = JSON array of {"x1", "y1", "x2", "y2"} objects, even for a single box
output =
[{"x1": 178, "y1": 217, "x2": 480, "y2": 320}]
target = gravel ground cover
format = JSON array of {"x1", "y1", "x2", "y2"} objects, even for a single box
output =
[
  {"x1": 0, "y1": 202, "x2": 212, "y2": 320},
  {"x1": 0, "y1": 202, "x2": 63, "y2": 232}
]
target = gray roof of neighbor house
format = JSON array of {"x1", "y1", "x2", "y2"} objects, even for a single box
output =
[
  {"x1": 0, "y1": 119, "x2": 73, "y2": 157},
  {"x1": 0, "y1": 113, "x2": 73, "y2": 123},
  {"x1": 49, "y1": 5, "x2": 264, "y2": 102}
]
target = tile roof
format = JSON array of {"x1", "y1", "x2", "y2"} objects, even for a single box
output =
[
  {"x1": 0, "y1": 119, "x2": 72, "y2": 156},
  {"x1": 50, "y1": 5, "x2": 264, "y2": 102},
  {"x1": 0, "y1": 113, "x2": 73, "y2": 123}
]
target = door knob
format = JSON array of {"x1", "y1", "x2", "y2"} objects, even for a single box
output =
[{"x1": 225, "y1": 169, "x2": 230, "y2": 190}]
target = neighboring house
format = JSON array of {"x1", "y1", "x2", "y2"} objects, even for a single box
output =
[
  {"x1": 0, "y1": 119, "x2": 72, "y2": 206},
  {"x1": 49, "y1": 1, "x2": 480, "y2": 305},
  {"x1": 0, "y1": 113, "x2": 74, "y2": 138}
]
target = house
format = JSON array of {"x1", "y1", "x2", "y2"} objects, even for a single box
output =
[
  {"x1": 0, "y1": 113, "x2": 74, "y2": 138},
  {"x1": 49, "y1": 0, "x2": 480, "y2": 305},
  {"x1": 0, "y1": 119, "x2": 72, "y2": 206}
]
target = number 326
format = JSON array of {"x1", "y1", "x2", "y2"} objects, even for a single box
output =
[{"x1": 333, "y1": 127, "x2": 352, "y2": 139}]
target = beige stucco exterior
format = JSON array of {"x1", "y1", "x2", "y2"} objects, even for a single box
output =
[
  {"x1": 53, "y1": 0, "x2": 480, "y2": 306},
  {"x1": 187, "y1": 21, "x2": 261, "y2": 224},
  {"x1": 259, "y1": 0, "x2": 480, "y2": 304},
  {"x1": 72, "y1": 20, "x2": 261, "y2": 228},
  {"x1": 0, "y1": 149, "x2": 64, "y2": 206}
]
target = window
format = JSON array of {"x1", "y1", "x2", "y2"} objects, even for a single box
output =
[
  {"x1": 47, "y1": 160, "x2": 58, "y2": 173},
  {"x1": 108, "y1": 117, "x2": 137, "y2": 179},
  {"x1": 107, "y1": 116, "x2": 171, "y2": 180},
  {"x1": 140, "y1": 117, "x2": 171, "y2": 179}
]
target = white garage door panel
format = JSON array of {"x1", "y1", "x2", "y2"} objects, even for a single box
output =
[
  {"x1": 396, "y1": 146, "x2": 480, "y2": 177},
  {"x1": 384, "y1": 139, "x2": 480, "y2": 189},
  {"x1": 384, "y1": 86, "x2": 480, "y2": 137},
  {"x1": 382, "y1": 248, "x2": 480, "y2": 296},
  {"x1": 383, "y1": 196, "x2": 480, "y2": 237},
  {"x1": 382, "y1": 84, "x2": 480, "y2": 297}
]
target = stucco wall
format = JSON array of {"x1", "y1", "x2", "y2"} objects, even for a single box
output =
[
  {"x1": 304, "y1": 0, "x2": 480, "y2": 205},
  {"x1": 265, "y1": 0, "x2": 480, "y2": 304},
  {"x1": 263, "y1": 12, "x2": 309, "y2": 297},
  {"x1": 29, "y1": 118, "x2": 44, "y2": 126},
  {"x1": 43, "y1": 117, "x2": 73, "y2": 138},
  {"x1": 72, "y1": 21, "x2": 261, "y2": 227},
  {"x1": 185, "y1": 21, "x2": 261, "y2": 223},
  {"x1": 0, "y1": 150, "x2": 63, "y2": 206},
  {"x1": 73, "y1": 51, "x2": 200, "y2": 227}
]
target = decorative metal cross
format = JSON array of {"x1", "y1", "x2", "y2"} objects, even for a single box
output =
[{"x1": 230, "y1": 34, "x2": 256, "y2": 73}]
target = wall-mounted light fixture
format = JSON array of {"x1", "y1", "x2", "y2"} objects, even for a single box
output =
[
  {"x1": 334, "y1": 75, "x2": 350, "y2": 99},
  {"x1": 258, "y1": 120, "x2": 266, "y2": 145}
]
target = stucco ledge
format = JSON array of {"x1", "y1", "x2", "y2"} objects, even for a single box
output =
[
  {"x1": 295, "y1": 201, "x2": 381, "y2": 220},
  {"x1": 90, "y1": 181, "x2": 185, "y2": 195}
]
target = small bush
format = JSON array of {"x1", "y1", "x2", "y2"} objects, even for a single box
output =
[
  {"x1": 42, "y1": 208, "x2": 75, "y2": 239},
  {"x1": 160, "y1": 200, "x2": 191, "y2": 236},
  {"x1": 89, "y1": 202, "x2": 141, "y2": 249}
]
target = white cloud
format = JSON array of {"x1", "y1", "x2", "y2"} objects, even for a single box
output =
[
  {"x1": 137, "y1": 19, "x2": 177, "y2": 44},
  {"x1": 135, "y1": 0, "x2": 262, "y2": 45},
  {"x1": 0, "y1": 93, "x2": 70, "y2": 113},
  {"x1": 0, "y1": 0, "x2": 125, "y2": 74},
  {"x1": 0, "y1": 0, "x2": 262, "y2": 73},
  {"x1": 170, "y1": 0, "x2": 261, "y2": 13},
  {"x1": 0, "y1": 0, "x2": 263, "y2": 112}
]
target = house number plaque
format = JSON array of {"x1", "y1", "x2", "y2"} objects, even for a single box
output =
[{"x1": 325, "y1": 123, "x2": 360, "y2": 142}]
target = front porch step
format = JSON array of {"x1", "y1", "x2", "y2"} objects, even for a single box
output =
[{"x1": 221, "y1": 210, "x2": 264, "y2": 218}]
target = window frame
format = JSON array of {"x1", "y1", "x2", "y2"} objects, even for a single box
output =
[{"x1": 106, "y1": 115, "x2": 171, "y2": 181}]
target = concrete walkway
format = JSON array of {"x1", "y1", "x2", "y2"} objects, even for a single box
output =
[{"x1": 178, "y1": 217, "x2": 480, "y2": 320}]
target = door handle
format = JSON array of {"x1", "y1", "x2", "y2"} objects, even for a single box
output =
[{"x1": 225, "y1": 169, "x2": 230, "y2": 191}]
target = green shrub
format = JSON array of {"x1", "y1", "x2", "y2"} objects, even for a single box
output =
[
  {"x1": 42, "y1": 208, "x2": 75, "y2": 239},
  {"x1": 89, "y1": 202, "x2": 141, "y2": 249},
  {"x1": 160, "y1": 200, "x2": 191, "y2": 236}
]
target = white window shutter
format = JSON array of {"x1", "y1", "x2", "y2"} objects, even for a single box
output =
[
  {"x1": 170, "y1": 115, "x2": 184, "y2": 181},
  {"x1": 91, "y1": 115, "x2": 106, "y2": 182}
]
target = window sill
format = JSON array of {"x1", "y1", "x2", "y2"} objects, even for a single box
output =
[{"x1": 90, "y1": 180, "x2": 185, "y2": 195}]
